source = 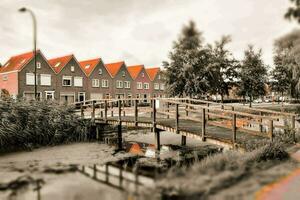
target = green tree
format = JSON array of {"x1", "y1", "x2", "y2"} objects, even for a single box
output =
[
  {"x1": 164, "y1": 21, "x2": 210, "y2": 97},
  {"x1": 285, "y1": 0, "x2": 300, "y2": 23},
  {"x1": 238, "y1": 45, "x2": 267, "y2": 107},
  {"x1": 271, "y1": 57, "x2": 291, "y2": 104},
  {"x1": 207, "y1": 35, "x2": 239, "y2": 102}
]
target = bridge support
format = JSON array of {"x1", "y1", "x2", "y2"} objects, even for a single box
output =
[{"x1": 181, "y1": 135, "x2": 186, "y2": 146}]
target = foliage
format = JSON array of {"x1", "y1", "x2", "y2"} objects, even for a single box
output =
[
  {"x1": 274, "y1": 29, "x2": 300, "y2": 97},
  {"x1": 238, "y1": 45, "x2": 267, "y2": 106},
  {"x1": 285, "y1": 0, "x2": 300, "y2": 23},
  {"x1": 164, "y1": 21, "x2": 210, "y2": 97},
  {"x1": 0, "y1": 99, "x2": 89, "y2": 152},
  {"x1": 207, "y1": 35, "x2": 240, "y2": 102}
]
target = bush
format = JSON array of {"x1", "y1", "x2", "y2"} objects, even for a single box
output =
[{"x1": 0, "y1": 99, "x2": 89, "y2": 152}]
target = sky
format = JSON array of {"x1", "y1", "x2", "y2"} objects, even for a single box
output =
[{"x1": 0, "y1": 0, "x2": 298, "y2": 67}]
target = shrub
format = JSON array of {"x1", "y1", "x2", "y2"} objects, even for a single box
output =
[{"x1": 0, "y1": 99, "x2": 89, "y2": 152}]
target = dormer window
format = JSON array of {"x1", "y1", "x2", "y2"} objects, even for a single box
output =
[
  {"x1": 71, "y1": 66, "x2": 75, "y2": 72},
  {"x1": 4, "y1": 62, "x2": 10, "y2": 68},
  {"x1": 99, "y1": 69, "x2": 102, "y2": 75},
  {"x1": 37, "y1": 62, "x2": 41, "y2": 69},
  {"x1": 122, "y1": 71, "x2": 125, "y2": 77},
  {"x1": 55, "y1": 62, "x2": 61, "y2": 68},
  {"x1": 85, "y1": 64, "x2": 90, "y2": 69},
  {"x1": 142, "y1": 72, "x2": 144, "y2": 77}
]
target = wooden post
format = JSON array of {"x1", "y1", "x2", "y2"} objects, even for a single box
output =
[
  {"x1": 105, "y1": 164, "x2": 109, "y2": 183},
  {"x1": 118, "y1": 100, "x2": 122, "y2": 122},
  {"x1": 181, "y1": 135, "x2": 186, "y2": 146},
  {"x1": 175, "y1": 103, "x2": 179, "y2": 134},
  {"x1": 91, "y1": 100, "x2": 95, "y2": 121},
  {"x1": 259, "y1": 111, "x2": 263, "y2": 132},
  {"x1": 155, "y1": 130, "x2": 160, "y2": 151},
  {"x1": 80, "y1": 103, "x2": 84, "y2": 119},
  {"x1": 152, "y1": 99, "x2": 156, "y2": 131},
  {"x1": 93, "y1": 164, "x2": 97, "y2": 179},
  {"x1": 104, "y1": 100, "x2": 108, "y2": 122},
  {"x1": 119, "y1": 165, "x2": 123, "y2": 187},
  {"x1": 166, "y1": 102, "x2": 170, "y2": 119},
  {"x1": 185, "y1": 99, "x2": 189, "y2": 116},
  {"x1": 134, "y1": 99, "x2": 138, "y2": 126},
  {"x1": 269, "y1": 119, "x2": 274, "y2": 141},
  {"x1": 291, "y1": 115, "x2": 296, "y2": 142},
  {"x1": 202, "y1": 108, "x2": 206, "y2": 141},
  {"x1": 123, "y1": 100, "x2": 126, "y2": 117},
  {"x1": 111, "y1": 102, "x2": 114, "y2": 117},
  {"x1": 232, "y1": 113, "x2": 236, "y2": 145},
  {"x1": 118, "y1": 100, "x2": 122, "y2": 150},
  {"x1": 207, "y1": 103, "x2": 210, "y2": 120}
]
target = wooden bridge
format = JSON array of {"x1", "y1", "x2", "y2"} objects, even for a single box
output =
[{"x1": 75, "y1": 98, "x2": 297, "y2": 150}]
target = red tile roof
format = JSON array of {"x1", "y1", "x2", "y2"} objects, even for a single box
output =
[
  {"x1": 146, "y1": 67, "x2": 160, "y2": 81},
  {"x1": 105, "y1": 61, "x2": 124, "y2": 78},
  {"x1": 79, "y1": 58, "x2": 101, "y2": 77},
  {"x1": 0, "y1": 51, "x2": 34, "y2": 73},
  {"x1": 48, "y1": 54, "x2": 73, "y2": 74},
  {"x1": 127, "y1": 65, "x2": 144, "y2": 80}
]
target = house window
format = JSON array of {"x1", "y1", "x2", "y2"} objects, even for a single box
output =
[
  {"x1": 102, "y1": 79, "x2": 109, "y2": 88},
  {"x1": 158, "y1": 74, "x2": 161, "y2": 80},
  {"x1": 160, "y1": 83, "x2": 165, "y2": 90},
  {"x1": 136, "y1": 94, "x2": 140, "y2": 98},
  {"x1": 154, "y1": 83, "x2": 159, "y2": 90},
  {"x1": 85, "y1": 64, "x2": 90, "y2": 69},
  {"x1": 2, "y1": 75, "x2": 8, "y2": 81},
  {"x1": 105, "y1": 93, "x2": 110, "y2": 99},
  {"x1": 40, "y1": 74, "x2": 51, "y2": 86},
  {"x1": 62, "y1": 76, "x2": 72, "y2": 86},
  {"x1": 26, "y1": 73, "x2": 35, "y2": 85},
  {"x1": 92, "y1": 79, "x2": 100, "y2": 87},
  {"x1": 144, "y1": 83, "x2": 150, "y2": 89},
  {"x1": 137, "y1": 82, "x2": 143, "y2": 90},
  {"x1": 124, "y1": 81, "x2": 130, "y2": 89},
  {"x1": 45, "y1": 91, "x2": 55, "y2": 100},
  {"x1": 141, "y1": 72, "x2": 144, "y2": 77},
  {"x1": 55, "y1": 62, "x2": 61, "y2": 68},
  {"x1": 74, "y1": 77, "x2": 83, "y2": 87},
  {"x1": 116, "y1": 80, "x2": 123, "y2": 88},
  {"x1": 122, "y1": 71, "x2": 125, "y2": 77},
  {"x1": 37, "y1": 62, "x2": 41, "y2": 69},
  {"x1": 99, "y1": 69, "x2": 102, "y2": 75},
  {"x1": 71, "y1": 66, "x2": 75, "y2": 72}
]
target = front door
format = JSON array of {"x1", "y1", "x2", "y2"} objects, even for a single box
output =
[{"x1": 78, "y1": 92, "x2": 85, "y2": 102}]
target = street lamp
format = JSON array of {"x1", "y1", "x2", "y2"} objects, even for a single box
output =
[{"x1": 19, "y1": 7, "x2": 38, "y2": 100}]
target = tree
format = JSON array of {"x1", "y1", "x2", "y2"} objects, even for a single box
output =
[
  {"x1": 238, "y1": 45, "x2": 267, "y2": 107},
  {"x1": 206, "y1": 35, "x2": 239, "y2": 102},
  {"x1": 270, "y1": 59, "x2": 291, "y2": 104},
  {"x1": 285, "y1": 0, "x2": 300, "y2": 23},
  {"x1": 274, "y1": 30, "x2": 300, "y2": 98},
  {"x1": 164, "y1": 21, "x2": 210, "y2": 97}
]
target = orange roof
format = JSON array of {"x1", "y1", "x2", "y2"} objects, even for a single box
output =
[
  {"x1": 48, "y1": 54, "x2": 73, "y2": 73},
  {"x1": 79, "y1": 58, "x2": 101, "y2": 76},
  {"x1": 104, "y1": 61, "x2": 124, "y2": 78},
  {"x1": 0, "y1": 51, "x2": 34, "y2": 73},
  {"x1": 127, "y1": 65, "x2": 144, "y2": 80},
  {"x1": 146, "y1": 67, "x2": 160, "y2": 81}
]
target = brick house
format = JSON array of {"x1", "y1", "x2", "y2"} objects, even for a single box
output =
[
  {"x1": 127, "y1": 65, "x2": 151, "y2": 102},
  {"x1": 146, "y1": 67, "x2": 166, "y2": 98},
  {"x1": 105, "y1": 61, "x2": 133, "y2": 99},
  {"x1": 0, "y1": 50, "x2": 57, "y2": 100},
  {"x1": 48, "y1": 54, "x2": 88, "y2": 103},
  {"x1": 79, "y1": 58, "x2": 112, "y2": 100}
]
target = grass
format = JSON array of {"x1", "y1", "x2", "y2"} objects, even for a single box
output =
[
  {"x1": 144, "y1": 142, "x2": 290, "y2": 200},
  {"x1": 0, "y1": 99, "x2": 90, "y2": 153}
]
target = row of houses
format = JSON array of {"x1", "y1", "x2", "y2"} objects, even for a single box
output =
[{"x1": 0, "y1": 50, "x2": 166, "y2": 103}]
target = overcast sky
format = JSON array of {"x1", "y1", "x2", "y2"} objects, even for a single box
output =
[{"x1": 0, "y1": 0, "x2": 298, "y2": 67}]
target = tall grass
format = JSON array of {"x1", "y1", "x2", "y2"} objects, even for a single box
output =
[{"x1": 0, "y1": 99, "x2": 89, "y2": 153}]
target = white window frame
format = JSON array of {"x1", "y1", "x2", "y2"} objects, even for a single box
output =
[
  {"x1": 154, "y1": 83, "x2": 159, "y2": 90},
  {"x1": 116, "y1": 80, "x2": 123, "y2": 89},
  {"x1": 141, "y1": 72, "x2": 145, "y2": 77},
  {"x1": 45, "y1": 91, "x2": 55, "y2": 100},
  {"x1": 99, "y1": 69, "x2": 103, "y2": 75},
  {"x1": 40, "y1": 74, "x2": 51, "y2": 86},
  {"x1": 122, "y1": 71, "x2": 126, "y2": 77},
  {"x1": 92, "y1": 79, "x2": 100, "y2": 87},
  {"x1": 26, "y1": 73, "x2": 35, "y2": 85},
  {"x1": 160, "y1": 83, "x2": 165, "y2": 90},
  {"x1": 102, "y1": 79, "x2": 109, "y2": 88},
  {"x1": 71, "y1": 66, "x2": 75, "y2": 72},
  {"x1": 74, "y1": 76, "x2": 83, "y2": 87},
  {"x1": 62, "y1": 76, "x2": 72, "y2": 87},
  {"x1": 144, "y1": 83, "x2": 150, "y2": 90},
  {"x1": 37, "y1": 62, "x2": 41, "y2": 69},
  {"x1": 124, "y1": 81, "x2": 130, "y2": 89},
  {"x1": 137, "y1": 82, "x2": 143, "y2": 90}
]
